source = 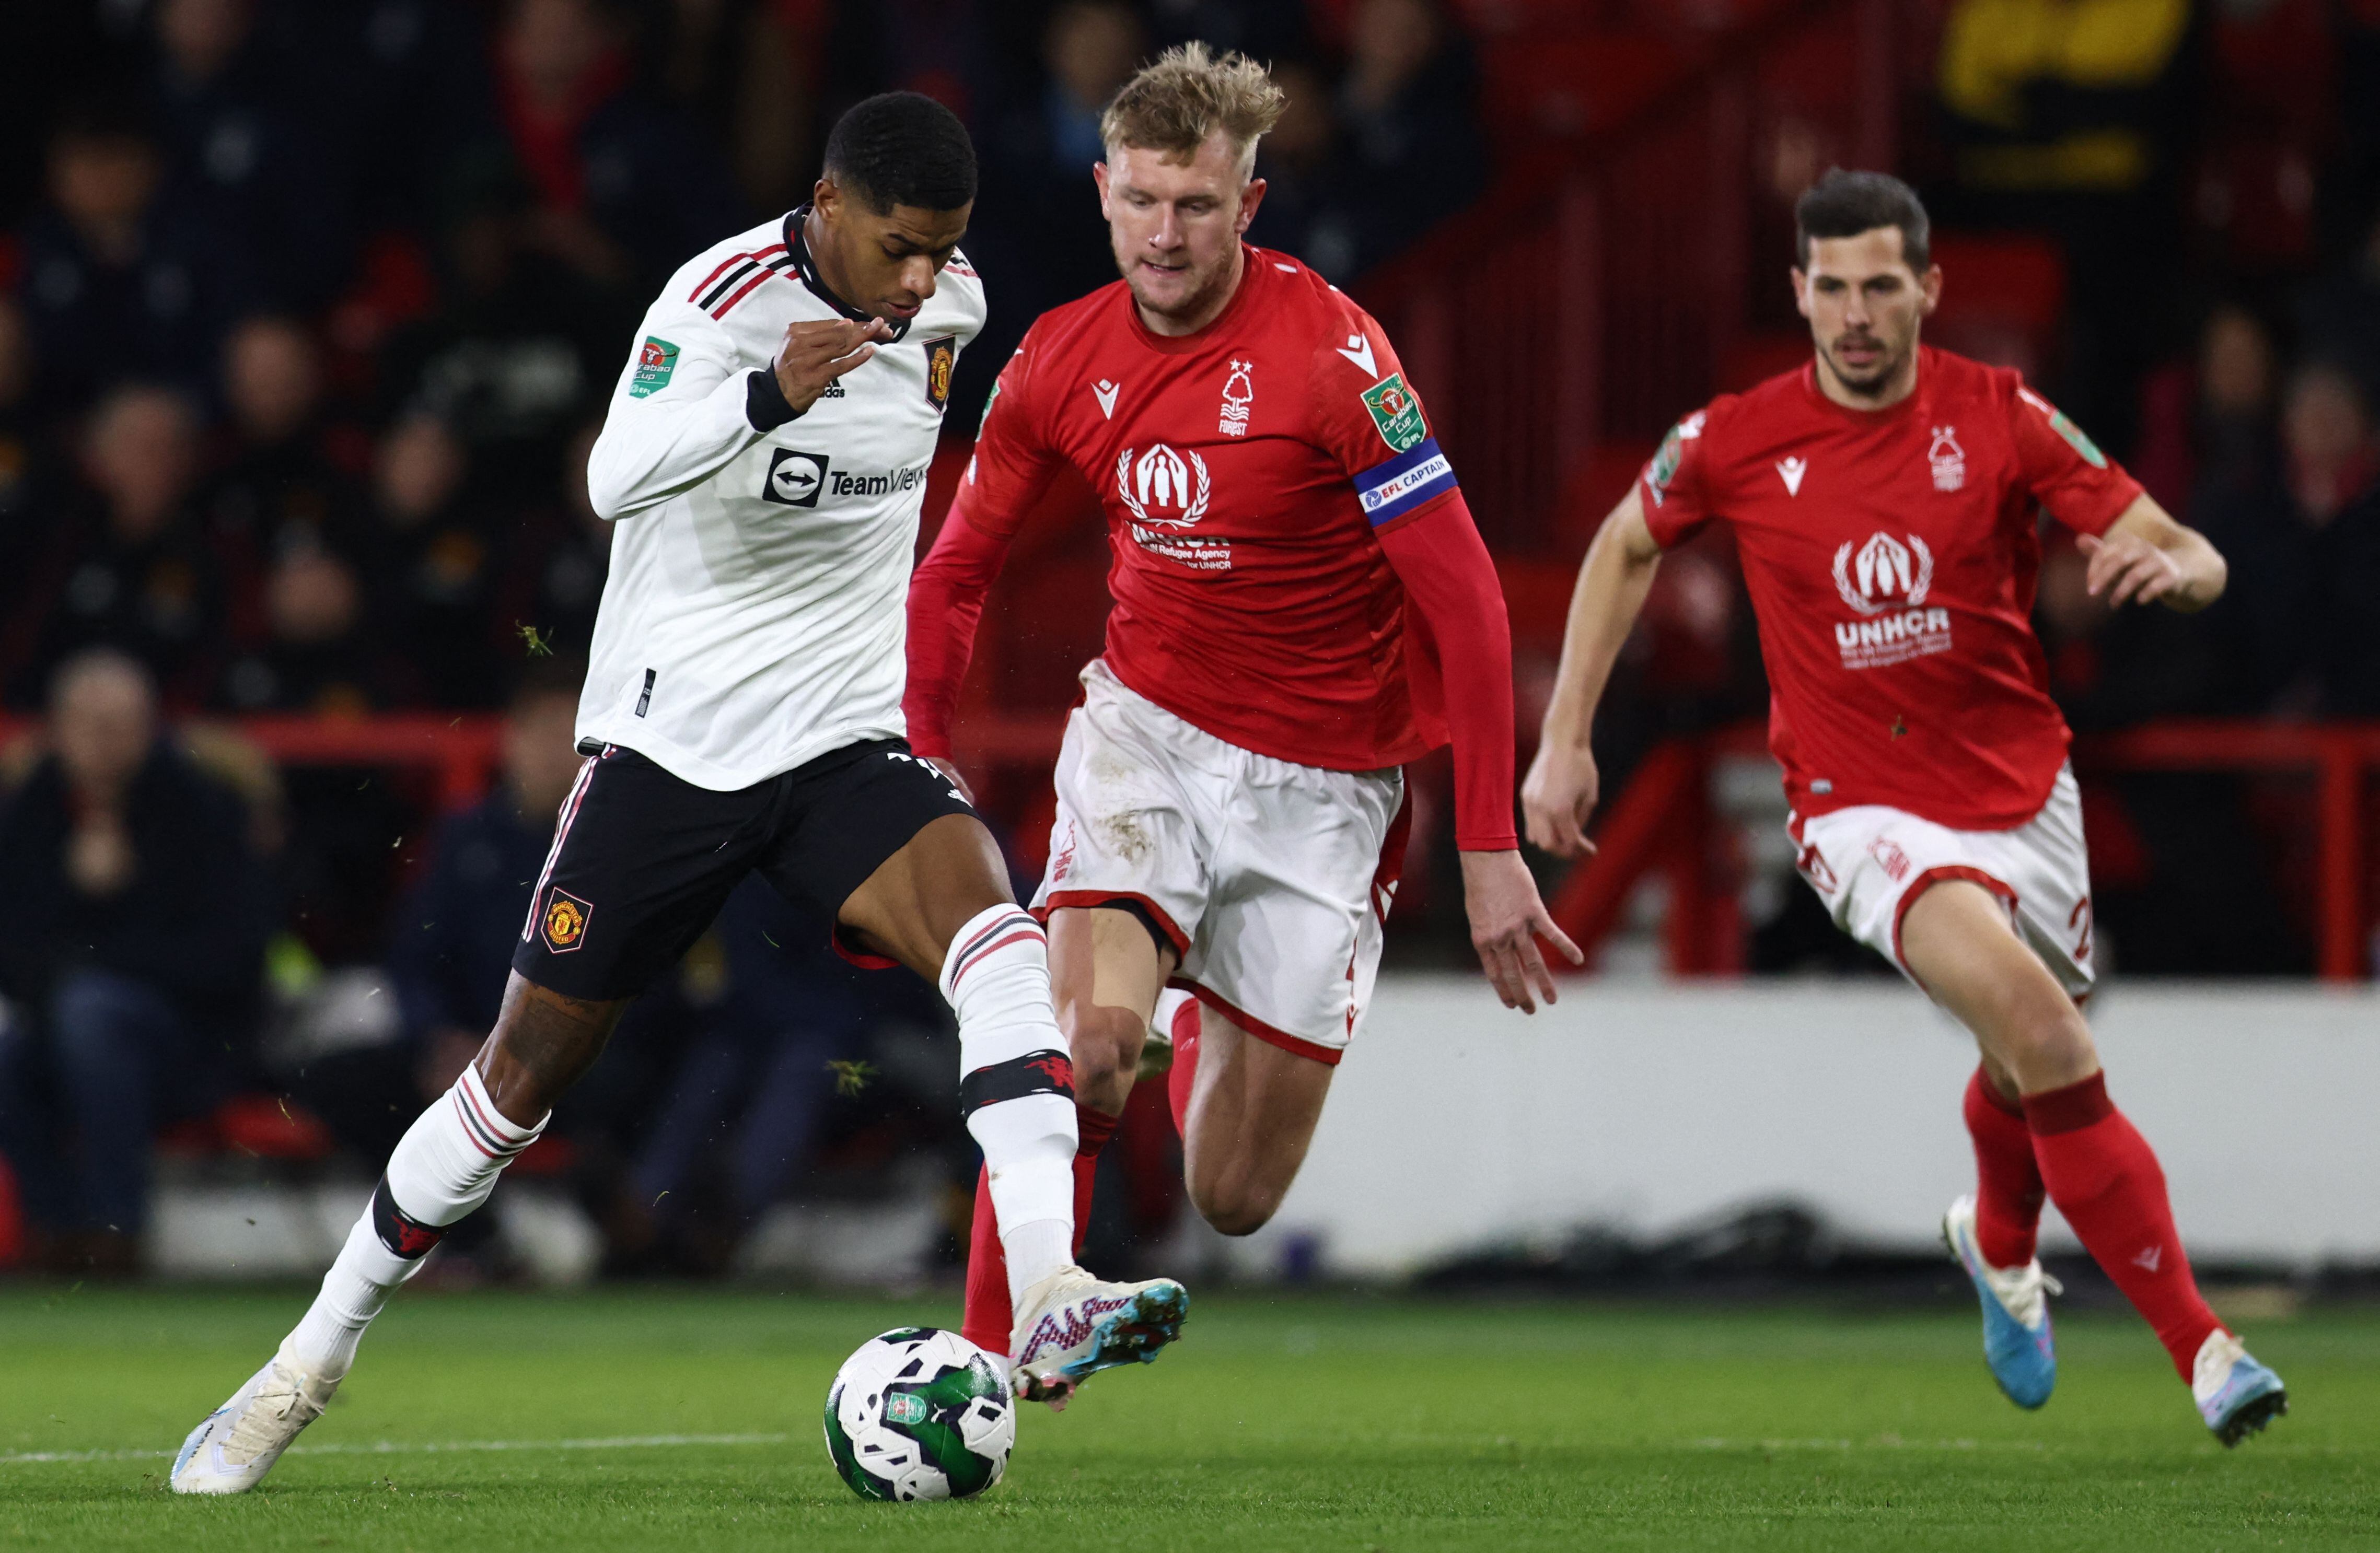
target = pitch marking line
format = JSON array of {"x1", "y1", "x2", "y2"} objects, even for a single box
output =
[
  {"x1": 0, "y1": 1432, "x2": 791, "y2": 1466},
  {"x1": 1691, "y1": 1437, "x2": 2048, "y2": 1453}
]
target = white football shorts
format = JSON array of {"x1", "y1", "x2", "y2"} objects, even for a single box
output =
[
  {"x1": 1788, "y1": 764, "x2": 2094, "y2": 999},
  {"x1": 1032, "y1": 659, "x2": 1407, "y2": 1065}
]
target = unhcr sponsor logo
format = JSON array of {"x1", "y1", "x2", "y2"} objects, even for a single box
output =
[{"x1": 1835, "y1": 606, "x2": 1953, "y2": 670}]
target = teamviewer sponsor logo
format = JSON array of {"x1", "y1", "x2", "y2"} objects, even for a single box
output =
[
  {"x1": 827, "y1": 463, "x2": 930, "y2": 498},
  {"x1": 763, "y1": 448, "x2": 829, "y2": 506}
]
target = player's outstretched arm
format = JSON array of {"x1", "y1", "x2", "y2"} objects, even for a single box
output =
[
  {"x1": 903, "y1": 506, "x2": 1021, "y2": 801},
  {"x1": 585, "y1": 313, "x2": 888, "y2": 522},
  {"x1": 1521, "y1": 489, "x2": 1665, "y2": 859},
  {"x1": 1375, "y1": 493, "x2": 1583, "y2": 1012},
  {"x1": 2077, "y1": 495, "x2": 2227, "y2": 613}
]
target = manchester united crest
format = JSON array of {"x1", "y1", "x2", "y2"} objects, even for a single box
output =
[
  {"x1": 922, "y1": 335, "x2": 957, "y2": 411},
  {"x1": 542, "y1": 888, "x2": 593, "y2": 953}
]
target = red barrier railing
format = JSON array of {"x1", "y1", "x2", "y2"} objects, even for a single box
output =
[{"x1": 1547, "y1": 720, "x2": 2380, "y2": 982}]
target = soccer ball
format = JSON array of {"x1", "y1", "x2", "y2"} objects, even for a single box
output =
[{"x1": 822, "y1": 1327, "x2": 1015, "y2": 1500}]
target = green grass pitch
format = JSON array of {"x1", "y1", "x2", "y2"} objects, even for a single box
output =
[{"x1": 2, "y1": 1286, "x2": 2374, "y2": 1550}]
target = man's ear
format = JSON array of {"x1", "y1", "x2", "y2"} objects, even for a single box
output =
[
  {"x1": 813, "y1": 176, "x2": 840, "y2": 223},
  {"x1": 1790, "y1": 266, "x2": 1810, "y2": 320},
  {"x1": 1236, "y1": 177, "x2": 1267, "y2": 235},
  {"x1": 1920, "y1": 263, "x2": 1943, "y2": 318},
  {"x1": 1092, "y1": 160, "x2": 1111, "y2": 218}
]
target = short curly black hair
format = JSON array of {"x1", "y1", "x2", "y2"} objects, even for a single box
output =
[{"x1": 822, "y1": 92, "x2": 978, "y2": 214}]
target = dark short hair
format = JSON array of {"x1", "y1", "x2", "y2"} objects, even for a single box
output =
[
  {"x1": 1795, "y1": 169, "x2": 1930, "y2": 272},
  {"x1": 822, "y1": 92, "x2": 977, "y2": 214}
]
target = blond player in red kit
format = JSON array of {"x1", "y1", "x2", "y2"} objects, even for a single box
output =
[
  {"x1": 1523, "y1": 170, "x2": 2284, "y2": 1445},
  {"x1": 905, "y1": 46, "x2": 1577, "y2": 1390}
]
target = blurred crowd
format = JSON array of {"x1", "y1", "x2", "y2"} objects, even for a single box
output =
[
  {"x1": 0, "y1": 0, "x2": 1481, "y2": 1276},
  {"x1": 0, "y1": 0, "x2": 1483, "y2": 722}
]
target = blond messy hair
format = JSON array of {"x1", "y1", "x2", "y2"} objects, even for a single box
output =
[{"x1": 1099, "y1": 42, "x2": 1285, "y2": 178}]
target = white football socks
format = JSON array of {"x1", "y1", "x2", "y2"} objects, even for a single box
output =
[
  {"x1": 284, "y1": 1064, "x2": 545, "y2": 1380},
  {"x1": 942, "y1": 905, "x2": 1079, "y2": 1307}
]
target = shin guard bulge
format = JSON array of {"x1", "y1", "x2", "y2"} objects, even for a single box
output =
[
  {"x1": 286, "y1": 1065, "x2": 545, "y2": 1377},
  {"x1": 958, "y1": 1101, "x2": 1119, "y2": 1356},
  {"x1": 944, "y1": 905, "x2": 1080, "y2": 1321},
  {"x1": 2024, "y1": 1071, "x2": 2222, "y2": 1377},
  {"x1": 1964, "y1": 1067, "x2": 2046, "y2": 1268}
]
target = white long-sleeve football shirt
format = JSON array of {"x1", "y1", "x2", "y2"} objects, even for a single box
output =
[{"x1": 578, "y1": 209, "x2": 984, "y2": 789}]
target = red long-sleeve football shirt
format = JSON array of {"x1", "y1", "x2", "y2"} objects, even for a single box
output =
[{"x1": 906, "y1": 247, "x2": 1517, "y2": 848}]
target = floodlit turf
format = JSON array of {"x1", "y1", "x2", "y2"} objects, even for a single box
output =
[{"x1": 1, "y1": 1286, "x2": 2374, "y2": 1551}]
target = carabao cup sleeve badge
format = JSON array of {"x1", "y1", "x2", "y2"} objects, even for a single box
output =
[
  {"x1": 1361, "y1": 372, "x2": 1429, "y2": 453},
  {"x1": 630, "y1": 337, "x2": 679, "y2": 399}
]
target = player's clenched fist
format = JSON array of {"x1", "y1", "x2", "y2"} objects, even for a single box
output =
[
  {"x1": 1520, "y1": 741, "x2": 1600, "y2": 861},
  {"x1": 773, "y1": 317, "x2": 893, "y2": 415}
]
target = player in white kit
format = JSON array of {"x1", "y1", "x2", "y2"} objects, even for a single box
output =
[{"x1": 171, "y1": 95, "x2": 1184, "y2": 1496}]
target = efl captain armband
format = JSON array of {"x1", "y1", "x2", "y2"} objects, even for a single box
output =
[{"x1": 1354, "y1": 437, "x2": 1458, "y2": 528}]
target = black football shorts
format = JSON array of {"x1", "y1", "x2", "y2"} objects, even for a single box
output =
[{"x1": 511, "y1": 737, "x2": 978, "y2": 1001}]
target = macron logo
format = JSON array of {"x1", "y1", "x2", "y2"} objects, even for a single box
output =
[
  {"x1": 2132, "y1": 1246, "x2": 2163, "y2": 1274},
  {"x1": 1093, "y1": 380, "x2": 1120, "y2": 419},
  {"x1": 1336, "y1": 333, "x2": 1377, "y2": 377},
  {"x1": 1778, "y1": 456, "x2": 1808, "y2": 496}
]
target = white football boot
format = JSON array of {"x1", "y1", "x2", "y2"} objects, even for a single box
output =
[
  {"x1": 1011, "y1": 1264, "x2": 1189, "y2": 1408},
  {"x1": 170, "y1": 1349, "x2": 340, "y2": 1494},
  {"x1": 2192, "y1": 1328, "x2": 2287, "y2": 1446}
]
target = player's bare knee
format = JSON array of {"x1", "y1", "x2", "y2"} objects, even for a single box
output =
[
  {"x1": 1190, "y1": 1179, "x2": 1282, "y2": 1237},
  {"x1": 1059, "y1": 1001, "x2": 1144, "y2": 1101}
]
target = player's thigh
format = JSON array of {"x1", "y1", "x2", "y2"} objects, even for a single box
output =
[
  {"x1": 1180, "y1": 1002, "x2": 1334, "y2": 1236},
  {"x1": 513, "y1": 744, "x2": 769, "y2": 1006},
  {"x1": 1192, "y1": 762, "x2": 1402, "y2": 1062},
  {"x1": 1900, "y1": 879, "x2": 2097, "y2": 1092},
  {"x1": 761, "y1": 741, "x2": 1006, "y2": 980},
  {"x1": 1048, "y1": 905, "x2": 1178, "y2": 1076},
  {"x1": 1988, "y1": 767, "x2": 2096, "y2": 1001},
  {"x1": 1031, "y1": 667, "x2": 1213, "y2": 951}
]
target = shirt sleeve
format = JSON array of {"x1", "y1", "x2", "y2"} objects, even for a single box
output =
[
  {"x1": 902, "y1": 334, "x2": 1057, "y2": 758},
  {"x1": 1638, "y1": 407, "x2": 1717, "y2": 548},
  {"x1": 1374, "y1": 493, "x2": 1518, "y2": 850},
  {"x1": 583, "y1": 293, "x2": 767, "y2": 522},
  {"x1": 1309, "y1": 305, "x2": 1516, "y2": 848},
  {"x1": 955, "y1": 333, "x2": 1064, "y2": 542},
  {"x1": 2010, "y1": 382, "x2": 2144, "y2": 537},
  {"x1": 1309, "y1": 305, "x2": 1460, "y2": 533}
]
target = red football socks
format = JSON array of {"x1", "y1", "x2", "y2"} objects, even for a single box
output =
[
  {"x1": 958, "y1": 1165, "x2": 1008, "y2": 1353},
  {"x1": 959, "y1": 1101, "x2": 1120, "y2": 1357},
  {"x1": 1071, "y1": 1105, "x2": 1119, "y2": 1257},
  {"x1": 1165, "y1": 997, "x2": 1202, "y2": 1138},
  {"x1": 2024, "y1": 1071, "x2": 2222, "y2": 1379},
  {"x1": 1963, "y1": 1067, "x2": 2045, "y2": 1268}
]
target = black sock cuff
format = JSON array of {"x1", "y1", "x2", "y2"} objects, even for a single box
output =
[{"x1": 370, "y1": 1175, "x2": 449, "y2": 1260}]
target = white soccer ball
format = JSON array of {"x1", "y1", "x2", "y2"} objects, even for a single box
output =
[{"x1": 823, "y1": 1326, "x2": 1015, "y2": 1501}]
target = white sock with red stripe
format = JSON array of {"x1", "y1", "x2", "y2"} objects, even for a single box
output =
[
  {"x1": 283, "y1": 1065, "x2": 546, "y2": 1380},
  {"x1": 942, "y1": 904, "x2": 1079, "y2": 1326}
]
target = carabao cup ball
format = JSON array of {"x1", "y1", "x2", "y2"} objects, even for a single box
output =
[{"x1": 823, "y1": 1327, "x2": 1015, "y2": 1500}]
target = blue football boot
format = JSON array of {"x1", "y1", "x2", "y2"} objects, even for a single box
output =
[
  {"x1": 1944, "y1": 1194, "x2": 2059, "y2": 1409},
  {"x1": 2193, "y1": 1330, "x2": 2287, "y2": 1447}
]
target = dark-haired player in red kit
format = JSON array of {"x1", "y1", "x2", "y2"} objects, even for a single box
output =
[
  {"x1": 907, "y1": 45, "x2": 1577, "y2": 1390},
  {"x1": 1523, "y1": 170, "x2": 2284, "y2": 1445}
]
